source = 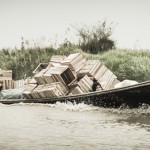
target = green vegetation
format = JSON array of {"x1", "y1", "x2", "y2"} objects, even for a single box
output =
[
  {"x1": 75, "y1": 21, "x2": 115, "y2": 53},
  {"x1": 0, "y1": 21, "x2": 149, "y2": 82},
  {"x1": 0, "y1": 47, "x2": 150, "y2": 82},
  {"x1": 84, "y1": 49, "x2": 150, "y2": 82}
]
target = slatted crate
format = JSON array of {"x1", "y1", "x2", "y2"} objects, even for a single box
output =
[
  {"x1": 77, "y1": 75, "x2": 93, "y2": 93},
  {"x1": 33, "y1": 63, "x2": 49, "y2": 74},
  {"x1": 44, "y1": 66, "x2": 76, "y2": 86},
  {"x1": 22, "y1": 84, "x2": 37, "y2": 99},
  {"x1": 61, "y1": 53, "x2": 86, "y2": 73},
  {"x1": 78, "y1": 60, "x2": 101, "y2": 78}
]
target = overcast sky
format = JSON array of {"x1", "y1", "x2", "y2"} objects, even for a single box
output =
[{"x1": 0, "y1": 0, "x2": 150, "y2": 49}]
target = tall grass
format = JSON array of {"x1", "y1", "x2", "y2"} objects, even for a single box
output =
[
  {"x1": 84, "y1": 49, "x2": 150, "y2": 82},
  {"x1": 0, "y1": 47, "x2": 150, "y2": 82}
]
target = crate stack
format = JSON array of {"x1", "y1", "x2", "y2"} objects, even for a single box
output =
[
  {"x1": 23, "y1": 52, "x2": 120, "y2": 99},
  {"x1": 78, "y1": 60, "x2": 118, "y2": 90},
  {"x1": 31, "y1": 82, "x2": 68, "y2": 99},
  {"x1": 61, "y1": 53, "x2": 86, "y2": 74}
]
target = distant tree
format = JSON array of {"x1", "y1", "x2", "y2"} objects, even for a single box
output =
[{"x1": 76, "y1": 21, "x2": 115, "y2": 53}]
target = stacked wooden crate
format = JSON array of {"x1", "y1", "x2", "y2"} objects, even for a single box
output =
[
  {"x1": 68, "y1": 75, "x2": 93, "y2": 95},
  {"x1": 69, "y1": 86, "x2": 84, "y2": 95},
  {"x1": 78, "y1": 60, "x2": 101, "y2": 78},
  {"x1": 43, "y1": 66, "x2": 76, "y2": 86},
  {"x1": 22, "y1": 84, "x2": 37, "y2": 99},
  {"x1": 61, "y1": 53, "x2": 86, "y2": 73},
  {"x1": 50, "y1": 55, "x2": 66, "y2": 63},
  {"x1": 32, "y1": 84, "x2": 45, "y2": 98},
  {"x1": 33, "y1": 63, "x2": 49, "y2": 74},
  {"x1": 22, "y1": 52, "x2": 120, "y2": 98},
  {"x1": 77, "y1": 75, "x2": 93, "y2": 92},
  {"x1": 41, "y1": 82, "x2": 68, "y2": 98},
  {"x1": 34, "y1": 69, "x2": 47, "y2": 85},
  {"x1": 78, "y1": 60, "x2": 119, "y2": 90},
  {"x1": 1, "y1": 80, "x2": 14, "y2": 89},
  {"x1": 46, "y1": 55, "x2": 66, "y2": 69},
  {"x1": 97, "y1": 69, "x2": 117, "y2": 90},
  {"x1": 23, "y1": 82, "x2": 68, "y2": 99},
  {"x1": 0, "y1": 70, "x2": 13, "y2": 90},
  {"x1": 42, "y1": 71, "x2": 56, "y2": 84}
]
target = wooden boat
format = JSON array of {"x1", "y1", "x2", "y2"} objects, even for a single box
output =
[{"x1": 0, "y1": 80, "x2": 150, "y2": 108}]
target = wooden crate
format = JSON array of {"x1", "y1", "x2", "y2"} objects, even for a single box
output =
[
  {"x1": 98, "y1": 69, "x2": 117, "y2": 90},
  {"x1": 69, "y1": 86, "x2": 84, "y2": 95},
  {"x1": 0, "y1": 70, "x2": 12, "y2": 80},
  {"x1": 34, "y1": 69, "x2": 47, "y2": 85},
  {"x1": 50, "y1": 55, "x2": 66, "y2": 62},
  {"x1": 1, "y1": 80, "x2": 14, "y2": 90},
  {"x1": 31, "y1": 84, "x2": 45, "y2": 99},
  {"x1": 61, "y1": 53, "x2": 86, "y2": 72},
  {"x1": 22, "y1": 84, "x2": 37, "y2": 99},
  {"x1": 52, "y1": 82, "x2": 68, "y2": 95},
  {"x1": 33, "y1": 63, "x2": 49, "y2": 74},
  {"x1": 77, "y1": 75, "x2": 93, "y2": 92},
  {"x1": 94, "y1": 65, "x2": 107, "y2": 80},
  {"x1": 78, "y1": 60, "x2": 101, "y2": 78},
  {"x1": 42, "y1": 71, "x2": 57, "y2": 84},
  {"x1": 43, "y1": 66, "x2": 76, "y2": 86},
  {"x1": 36, "y1": 82, "x2": 68, "y2": 98}
]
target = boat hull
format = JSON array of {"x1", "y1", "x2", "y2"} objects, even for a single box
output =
[{"x1": 0, "y1": 81, "x2": 150, "y2": 108}]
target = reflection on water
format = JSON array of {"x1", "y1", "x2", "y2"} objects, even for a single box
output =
[{"x1": 0, "y1": 102, "x2": 150, "y2": 150}]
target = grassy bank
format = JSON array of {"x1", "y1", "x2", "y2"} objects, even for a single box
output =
[{"x1": 0, "y1": 47, "x2": 150, "y2": 82}]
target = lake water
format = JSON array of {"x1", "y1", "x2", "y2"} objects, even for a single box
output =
[{"x1": 0, "y1": 102, "x2": 150, "y2": 150}]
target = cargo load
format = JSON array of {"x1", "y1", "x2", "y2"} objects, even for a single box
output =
[{"x1": 22, "y1": 53, "x2": 119, "y2": 98}]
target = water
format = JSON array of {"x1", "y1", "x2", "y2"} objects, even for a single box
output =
[{"x1": 0, "y1": 102, "x2": 150, "y2": 150}]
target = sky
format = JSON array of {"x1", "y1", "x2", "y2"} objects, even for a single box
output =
[{"x1": 0, "y1": 0, "x2": 150, "y2": 49}]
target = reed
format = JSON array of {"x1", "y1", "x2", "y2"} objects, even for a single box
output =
[{"x1": 84, "y1": 49, "x2": 150, "y2": 82}]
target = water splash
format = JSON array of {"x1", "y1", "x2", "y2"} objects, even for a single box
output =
[
  {"x1": 48, "y1": 101, "x2": 100, "y2": 112},
  {"x1": 6, "y1": 101, "x2": 100, "y2": 112}
]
